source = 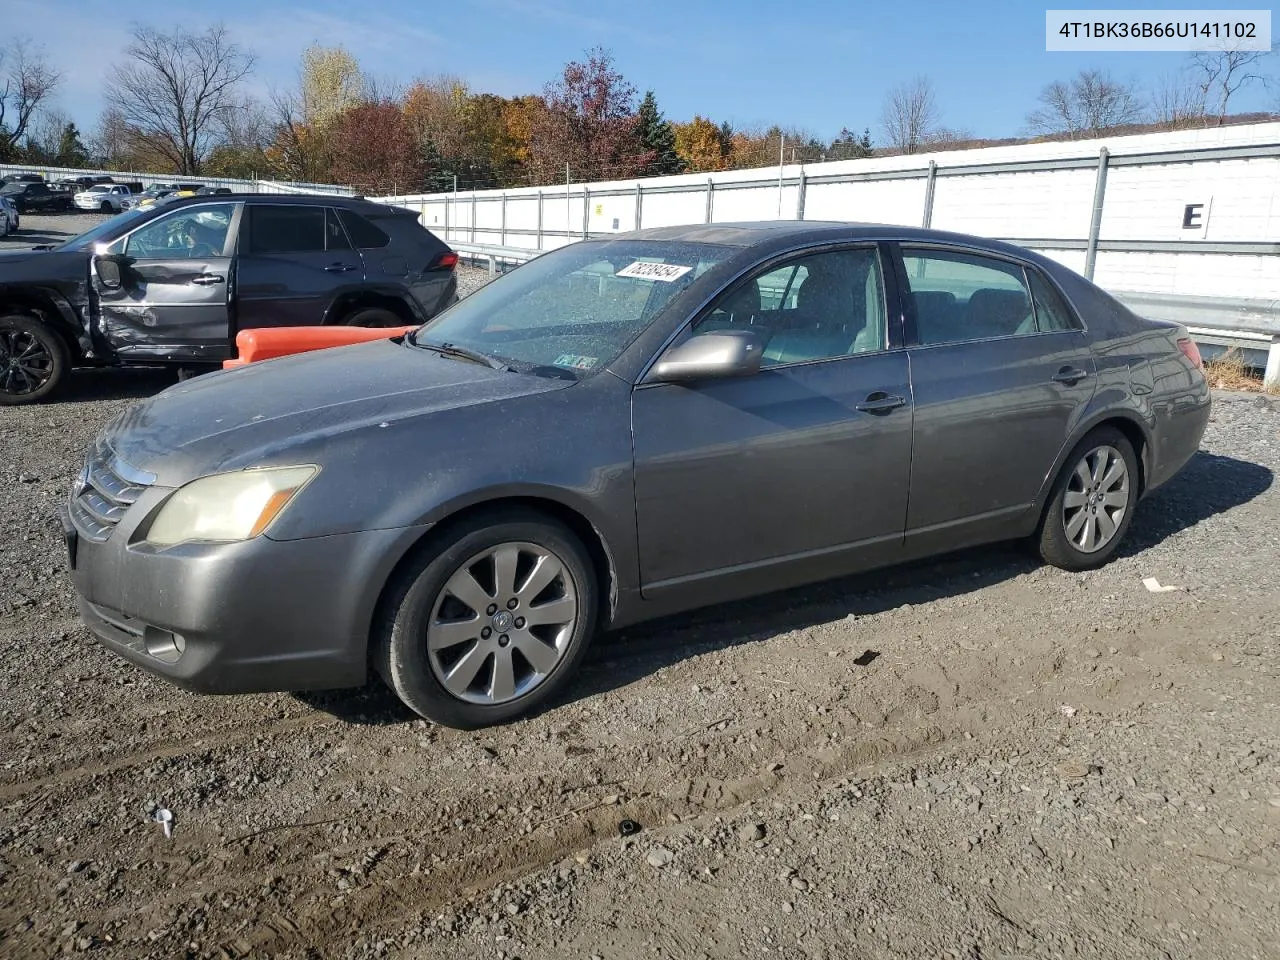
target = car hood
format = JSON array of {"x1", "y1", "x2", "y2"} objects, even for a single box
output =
[
  {"x1": 101, "y1": 338, "x2": 573, "y2": 485},
  {"x1": 0, "y1": 248, "x2": 87, "y2": 276}
]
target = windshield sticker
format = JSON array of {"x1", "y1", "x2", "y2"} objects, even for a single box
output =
[
  {"x1": 553, "y1": 354, "x2": 599, "y2": 370},
  {"x1": 616, "y1": 260, "x2": 693, "y2": 282}
]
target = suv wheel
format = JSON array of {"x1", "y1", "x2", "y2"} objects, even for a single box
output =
[
  {"x1": 0, "y1": 314, "x2": 69, "y2": 405},
  {"x1": 376, "y1": 509, "x2": 598, "y2": 728},
  {"x1": 342, "y1": 306, "x2": 405, "y2": 328}
]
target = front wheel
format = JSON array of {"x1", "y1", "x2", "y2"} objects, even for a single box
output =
[
  {"x1": 376, "y1": 510, "x2": 598, "y2": 728},
  {"x1": 1037, "y1": 427, "x2": 1139, "y2": 570},
  {"x1": 99, "y1": 201, "x2": 113, "y2": 212},
  {"x1": 0, "y1": 314, "x2": 69, "y2": 405}
]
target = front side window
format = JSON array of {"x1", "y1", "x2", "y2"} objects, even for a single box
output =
[
  {"x1": 117, "y1": 204, "x2": 236, "y2": 259},
  {"x1": 903, "y1": 249, "x2": 1066, "y2": 345},
  {"x1": 692, "y1": 247, "x2": 887, "y2": 365},
  {"x1": 248, "y1": 205, "x2": 325, "y2": 254},
  {"x1": 416, "y1": 240, "x2": 732, "y2": 376}
]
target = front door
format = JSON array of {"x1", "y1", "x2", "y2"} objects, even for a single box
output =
[
  {"x1": 632, "y1": 244, "x2": 914, "y2": 604},
  {"x1": 896, "y1": 244, "x2": 1098, "y2": 549},
  {"x1": 94, "y1": 202, "x2": 240, "y2": 362}
]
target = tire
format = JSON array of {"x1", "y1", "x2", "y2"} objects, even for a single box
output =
[
  {"x1": 1037, "y1": 426, "x2": 1139, "y2": 571},
  {"x1": 375, "y1": 509, "x2": 599, "y2": 728},
  {"x1": 341, "y1": 306, "x2": 405, "y2": 328},
  {"x1": 99, "y1": 201, "x2": 113, "y2": 212},
  {"x1": 0, "y1": 314, "x2": 69, "y2": 406}
]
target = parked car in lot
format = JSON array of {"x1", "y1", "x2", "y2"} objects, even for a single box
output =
[
  {"x1": 0, "y1": 195, "x2": 17, "y2": 235},
  {"x1": 2, "y1": 172, "x2": 45, "y2": 184},
  {"x1": 1, "y1": 180, "x2": 73, "y2": 213},
  {"x1": 56, "y1": 222, "x2": 1211, "y2": 728},
  {"x1": 121, "y1": 183, "x2": 205, "y2": 211},
  {"x1": 0, "y1": 193, "x2": 458, "y2": 402},
  {"x1": 73, "y1": 183, "x2": 131, "y2": 212}
]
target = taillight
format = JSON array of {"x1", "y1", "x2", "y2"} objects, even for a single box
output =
[
  {"x1": 429, "y1": 252, "x2": 458, "y2": 272},
  {"x1": 1177, "y1": 337, "x2": 1204, "y2": 371}
]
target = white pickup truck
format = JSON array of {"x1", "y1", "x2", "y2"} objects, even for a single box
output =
[{"x1": 73, "y1": 184, "x2": 132, "y2": 213}]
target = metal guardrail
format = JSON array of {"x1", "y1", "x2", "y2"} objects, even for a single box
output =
[{"x1": 447, "y1": 242, "x2": 1280, "y2": 388}]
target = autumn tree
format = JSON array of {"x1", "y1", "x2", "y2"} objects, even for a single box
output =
[
  {"x1": 328, "y1": 100, "x2": 422, "y2": 194},
  {"x1": 1026, "y1": 69, "x2": 1145, "y2": 138},
  {"x1": 527, "y1": 47, "x2": 648, "y2": 184},
  {"x1": 636, "y1": 91, "x2": 683, "y2": 175},
  {"x1": 0, "y1": 39, "x2": 61, "y2": 162},
  {"x1": 104, "y1": 24, "x2": 256, "y2": 174},
  {"x1": 268, "y1": 45, "x2": 364, "y2": 183},
  {"x1": 881, "y1": 76, "x2": 939, "y2": 154},
  {"x1": 673, "y1": 115, "x2": 729, "y2": 172},
  {"x1": 727, "y1": 125, "x2": 823, "y2": 169}
]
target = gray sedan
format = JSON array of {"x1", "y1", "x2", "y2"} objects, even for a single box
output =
[{"x1": 61, "y1": 222, "x2": 1210, "y2": 728}]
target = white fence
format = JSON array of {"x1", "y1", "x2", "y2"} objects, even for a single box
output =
[{"x1": 0, "y1": 161, "x2": 353, "y2": 196}]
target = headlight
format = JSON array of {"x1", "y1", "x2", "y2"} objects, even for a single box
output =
[{"x1": 145, "y1": 466, "x2": 317, "y2": 546}]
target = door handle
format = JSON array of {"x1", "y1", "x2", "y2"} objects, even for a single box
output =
[
  {"x1": 324, "y1": 263, "x2": 357, "y2": 273},
  {"x1": 1051, "y1": 366, "x2": 1089, "y2": 385},
  {"x1": 855, "y1": 392, "x2": 907, "y2": 414},
  {"x1": 191, "y1": 274, "x2": 225, "y2": 285}
]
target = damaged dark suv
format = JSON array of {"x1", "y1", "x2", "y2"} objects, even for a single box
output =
[{"x1": 0, "y1": 194, "x2": 458, "y2": 404}]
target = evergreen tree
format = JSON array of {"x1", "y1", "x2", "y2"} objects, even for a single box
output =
[
  {"x1": 55, "y1": 122, "x2": 90, "y2": 167},
  {"x1": 635, "y1": 90, "x2": 683, "y2": 175},
  {"x1": 828, "y1": 126, "x2": 874, "y2": 160}
]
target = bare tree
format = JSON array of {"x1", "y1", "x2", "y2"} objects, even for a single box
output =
[
  {"x1": 1027, "y1": 69, "x2": 1145, "y2": 138},
  {"x1": 1151, "y1": 70, "x2": 1206, "y2": 129},
  {"x1": 0, "y1": 39, "x2": 61, "y2": 161},
  {"x1": 880, "y1": 76, "x2": 938, "y2": 154},
  {"x1": 24, "y1": 107, "x2": 69, "y2": 161},
  {"x1": 104, "y1": 24, "x2": 256, "y2": 174},
  {"x1": 1190, "y1": 45, "x2": 1276, "y2": 124}
]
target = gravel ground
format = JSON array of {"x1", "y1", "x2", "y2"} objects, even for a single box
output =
[
  {"x1": 1, "y1": 211, "x2": 111, "y2": 249},
  {"x1": 1, "y1": 262, "x2": 1278, "y2": 958}
]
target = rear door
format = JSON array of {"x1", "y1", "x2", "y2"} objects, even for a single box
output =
[
  {"x1": 895, "y1": 244, "x2": 1097, "y2": 550},
  {"x1": 235, "y1": 204, "x2": 366, "y2": 330},
  {"x1": 93, "y1": 202, "x2": 241, "y2": 362}
]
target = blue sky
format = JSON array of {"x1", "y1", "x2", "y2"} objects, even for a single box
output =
[{"x1": 15, "y1": 0, "x2": 1278, "y2": 143}]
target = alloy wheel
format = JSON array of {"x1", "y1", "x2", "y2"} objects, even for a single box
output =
[
  {"x1": 0, "y1": 329, "x2": 55, "y2": 399},
  {"x1": 1062, "y1": 444, "x2": 1130, "y2": 553},
  {"x1": 426, "y1": 541, "x2": 578, "y2": 704}
]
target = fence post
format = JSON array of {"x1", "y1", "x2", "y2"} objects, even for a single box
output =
[
  {"x1": 1265, "y1": 337, "x2": 1280, "y2": 390},
  {"x1": 471, "y1": 192, "x2": 477, "y2": 244},
  {"x1": 444, "y1": 193, "x2": 450, "y2": 241},
  {"x1": 582, "y1": 187, "x2": 590, "y2": 239},
  {"x1": 1084, "y1": 147, "x2": 1109, "y2": 281},
  {"x1": 795, "y1": 167, "x2": 807, "y2": 220},
  {"x1": 705, "y1": 178, "x2": 714, "y2": 223},
  {"x1": 500, "y1": 192, "x2": 507, "y2": 246},
  {"x1": 537, "y1": 190, "x2": 544, "y2": 250},
  {"x1": 635, "y1": 182, "x2": 643, "y2": 230},
  {"x1": 921, "y1": 160, "x2": 937, "y2": 228}
]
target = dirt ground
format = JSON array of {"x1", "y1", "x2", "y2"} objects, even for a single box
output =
[{"x1": 1, "y1": 266, "x2": 1278, "y2": 959}]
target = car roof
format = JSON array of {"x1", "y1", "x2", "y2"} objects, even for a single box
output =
[
  {"x1": 156, "y1": 192, "x2": 413, "y2": 217},
  {"x1": 613, "y1": 220, "x2": 1047, "y2": 260}
]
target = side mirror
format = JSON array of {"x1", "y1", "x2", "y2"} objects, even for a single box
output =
[
  {"x1": 650, "y1": 330, "x2": 764, "y2": 383},
  {"x1": 93, "y1": 254, "x2": 129, "y2": 290}
]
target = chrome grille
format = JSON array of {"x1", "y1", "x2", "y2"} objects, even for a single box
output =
[{"x1": 68, "y1": 438, "x2": 155, "y2": 542}]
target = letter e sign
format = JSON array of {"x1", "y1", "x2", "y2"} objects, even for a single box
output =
[{"x1": 1182, "y1": 198, "x2": 1212, "y2": 238}]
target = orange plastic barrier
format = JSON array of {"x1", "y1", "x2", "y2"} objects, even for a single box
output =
[{"x1": 223, "y1": 325, "x2": 417, "y2": 369}]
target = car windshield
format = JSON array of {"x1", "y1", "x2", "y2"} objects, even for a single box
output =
[
  {"x1": 85, "y1": 185, "x2": 109, "y2": 193},
  {"x1": 53, "y1": 209, "x2": 150, "y2": 251},
  {"x1": 413, "y1": 240, "x2": 732, "y2": 378}
]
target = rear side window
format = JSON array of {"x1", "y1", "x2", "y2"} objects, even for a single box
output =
[
  {"x1": 1027, "y1": 269, "x2": 1078, "y2": 332},
  {"x1": 338, "y1": 210, "x2": 390, "y2": 248},
  {"x1": 248, "y1": 205, "x2": 325, "y2": 254},
  {"x1": 902, "y1": 249, "x2": 1035, "y2": 345}
]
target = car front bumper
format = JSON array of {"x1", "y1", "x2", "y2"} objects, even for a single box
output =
[{"x1": 60, "y1": 489, "x2": 428, "y2": 695}]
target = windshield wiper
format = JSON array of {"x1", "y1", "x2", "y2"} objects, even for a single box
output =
[{"x1": 414, "y1": 339, "x2": 512, "y2": 372}]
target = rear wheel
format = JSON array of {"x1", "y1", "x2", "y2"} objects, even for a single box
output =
[
  {"x1": 1038, "y1": 426, "x2": 1138, "y2": 570},
  {"x1": 0, "y1": 314, "x2": 69, "y2": 405},
  {"x1": 341, "y1": 306, "x2": 404, "y2": 328},
  {"x1": 376, "y1": 510, "x2": 598, "y2": 728}
]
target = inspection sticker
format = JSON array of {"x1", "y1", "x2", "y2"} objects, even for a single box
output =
[
  {"x1": 616, "y1": 261, "x2": 692, "y2": 282},
  {"x1": 553, "y1": 354, "x2": 599, "y2": 370}
]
